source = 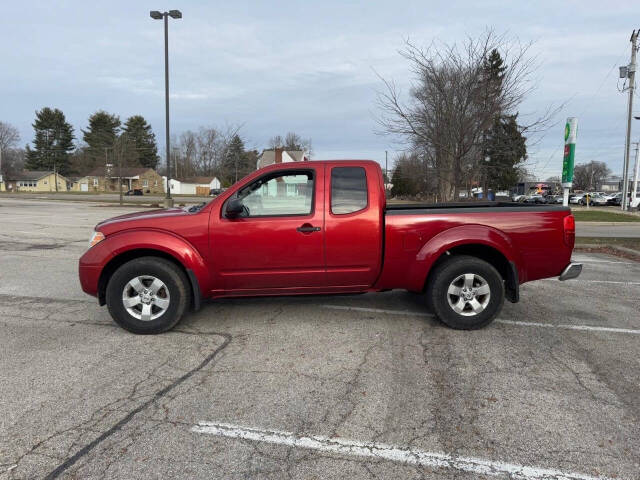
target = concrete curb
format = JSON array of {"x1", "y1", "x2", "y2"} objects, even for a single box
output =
[{"x1": 575, "y1": 243, "x2": 640, "y2": 258}]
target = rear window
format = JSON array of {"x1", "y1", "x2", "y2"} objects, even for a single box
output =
[{"x1": 331, "y1": 167, "x2": 368, "y2": 214}]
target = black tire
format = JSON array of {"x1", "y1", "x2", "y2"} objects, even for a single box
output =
[
  {"x1": 105, "y1": 256, "x2": 190, "y2": 334},
  {"x1": 427, "y1": 255, "x2": 504, "y2": 330}
]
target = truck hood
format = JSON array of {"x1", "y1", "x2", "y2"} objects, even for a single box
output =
[{"x1": 96, "y1": 207, "x2": 191, "y2": 235}]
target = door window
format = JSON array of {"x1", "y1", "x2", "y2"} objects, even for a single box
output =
[
  {"x1": 233, "y1": 171, "x2": 314, "y2": 217},
  {"x1": 331, "y1": 167, "x2": 368, "y2": 214}
]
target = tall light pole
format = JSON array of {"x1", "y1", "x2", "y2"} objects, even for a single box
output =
[
  {"x1": 150, "y1": 9, "x2": 182, "y2": 208},
  {"x1": 631, "y1": 142, "x2": 639, "y2": 201}
]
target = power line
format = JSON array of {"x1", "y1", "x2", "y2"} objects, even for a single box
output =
[{"x1": 535, "y1": 45, "x2": 630, "y2": 178}]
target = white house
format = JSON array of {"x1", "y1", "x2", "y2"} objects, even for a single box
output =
[
  {"x1": 162, "y1": 176, "x2": 221, "y2": 195},
  {"x1": 256, "y1": 148, "x2": 308, "y2": 170}
]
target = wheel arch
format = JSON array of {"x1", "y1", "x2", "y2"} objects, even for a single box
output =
[
  {"x1": 423, "y1": 243, "x2": 519, "y2": 303},
  {"x1": 97, "y1": 248, "x2": 201, "y2": 310},
  {"x1": 413, "y1": 225, "x2": 520, "y2": 303}
]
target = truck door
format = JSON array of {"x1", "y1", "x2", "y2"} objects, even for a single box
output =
[
  {"x1": 213, "y1": 166, "x2": 326, "y2": 291},
  {"x1": 325, "y1": 165, "x2": 383, "y2": 287}
]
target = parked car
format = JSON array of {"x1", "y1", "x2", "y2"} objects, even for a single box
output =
[
  {"x1": 569, "y1": 193, "x2": 584, "y2": 204},
  {"x1": 607, "y1": 193, "x2": 622, "y2": 206},
  {"x1": 79, "y1": 160, "x2": 580, "y2": 334},
  {"x1": 209, "y1": 188, "x2": 223, "y2": 196},
  {"x1": 523, "y1": 194, "x2": 547, "y2": 204},
  {"x1": 511, "y1": 194, "x2": 526, "y2": 202},
  {"x1": 125, "y1": 189, "x2": 143, "y2": 196},
  {"x1": 588, "y1": 194, "x2": 608, "y2": 206}
]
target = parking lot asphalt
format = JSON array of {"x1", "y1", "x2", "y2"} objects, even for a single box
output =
[
  {"x1": 1, "y1": 197, "x2": 639, "y2": 480},
  {"x1": 0, "y1": 192, "x2": 206, "y2": 205}
]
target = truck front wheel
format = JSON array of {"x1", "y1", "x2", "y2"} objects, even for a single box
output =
[
  {"x1": 427, "y1": 255, "x2": 504, "y2": 330},
  {"x1": 105, "y1": 256, "x2": 190, "y2": 334}
]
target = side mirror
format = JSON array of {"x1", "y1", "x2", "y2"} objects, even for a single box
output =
[{"x1": 226, "y1": 198, "x2": 244, "y2": 218}]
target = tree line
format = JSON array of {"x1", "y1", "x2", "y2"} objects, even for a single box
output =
[
  {"x1": 1, "y1": 108, "x2": 311, "y2": 188},
  {"x1": 378, "y1": 32, "x2": 546, "y2": 201},
  {"x1": 0, "y1": 108, "x2": 159, "y2": 178}
]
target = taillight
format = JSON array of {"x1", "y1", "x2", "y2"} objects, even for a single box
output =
[{"x1": 563, "y1": 214, "x2": 575, "y2": 247}]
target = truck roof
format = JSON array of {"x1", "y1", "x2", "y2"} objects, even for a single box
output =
[{"x1": 258, "y1": 159, "x2": 381, "y2": 172}]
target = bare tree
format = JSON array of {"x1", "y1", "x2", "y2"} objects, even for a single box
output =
[
  {"x1": 1, "y1": 121, "x2": 22, "y2": 179},
  {"x1": 572, "y1": 161, "x2": 610, "y2": 191},
  {"x1": 268, "y1": 135, "x2": 284, "y2": 149},
  {"x1": 376, "y1": 31, "x2": 552, "y2": 201},
  {"x1": 173, "y1": 124, "x2": 242, "y2": 178},
  {"x1": 1, "y1": 148, "x2": 25, "y2": 178},
  {"x1": 0, "y1": 121, "x2": 20, "y2": 152},
  {"x1": 268, "y1": 132, "x2": 313, "y2": 157}
]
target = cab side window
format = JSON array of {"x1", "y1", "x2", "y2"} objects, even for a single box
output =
[
  {"x1": 235, "y1": 171, "x2": 314, "y2": 217},
  {"x1": 331, "y1": 167, "x2": 367, "y2": 214}
]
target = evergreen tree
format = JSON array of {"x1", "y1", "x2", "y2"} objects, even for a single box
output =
[
  {"x1": 221, "y1": 134, "x2": 255, "y2": 186},
  {"x1": 82, "y1": 111, "x2": 121, "y2": 169},
  {"x1": 484, "y1": 114, "x2": 527, "y2": 190},
  {"x1": 391, "y1": 162, "x2": 408, "y2": 197},
  {"x1": 25, "y1": 107, "x2": 75, "y2": 175},
  {"x1": 481, "y1": 49, "x2": 506, "y2": 100},
  {"x1": 122, "y1": 115, "x2": 159, "y2": 169},
  {"x1": 480, "y1": 50, "x2": 526, "y2": 191}
]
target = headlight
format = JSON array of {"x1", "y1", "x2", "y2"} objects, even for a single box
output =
[{"x1": 88, "y1": 231, "x2": 105, "y2": 249}]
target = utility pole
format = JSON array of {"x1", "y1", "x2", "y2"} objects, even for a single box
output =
[
  {"x1": 119, "y1": 143, "x2": 123, "y2": 206},
  {"x1": 385, "y1": 150, "x2": 388, "y2": 183},
  {"x1": 621, "y1": 29, "x2": 638, "y2": 211},
  {"x1": 632, "y1": 141, "x2": 640, "y2": 204}
]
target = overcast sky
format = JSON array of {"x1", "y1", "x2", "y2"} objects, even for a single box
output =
[{"x1": 2, "y1": 0, "x2": 639, "y2": 179}]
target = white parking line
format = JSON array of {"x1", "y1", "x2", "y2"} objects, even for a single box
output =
[
  {"x1": 321, "y1": 305, "x2": 640, "y2": 335},
  {"x1": 540, "y1": 279, "x2": 640, "y2": 285},
  {"x1": 496, "y1": 320, "x2": 640, "y2": 335},
  {"x1": 576, "y1": 280, "x2": 640, "y2": 285},
  {"x1": 192, "y1": 421, "x2": 614, "y2": 480}
]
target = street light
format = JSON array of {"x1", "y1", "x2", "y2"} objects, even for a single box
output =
[{"x1": 150, "y1": 9, "x2": 182, "y2": 208}]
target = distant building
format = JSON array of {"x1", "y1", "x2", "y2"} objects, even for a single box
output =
[
  {"x1": 598, "y1": 176, "x2": 622, "y2": 193},
  {"x1": 162, "y1": 176, "x2": 221, "y2": 195},
  {"x1": 511, "y1": 181, "x2": 555, "y2": 196},
  {"x1": 76, "y1": 166, "x2": 164, "y2": 193},
  {"x1": 4, "y1": 171, "x2": 69, "y2": 192},
  {"x1": 256, "y1": 148, "x2": 308, "y2": 170}
]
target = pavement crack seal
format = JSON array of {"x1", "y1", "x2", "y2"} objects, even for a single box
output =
[
  {"x1": 191, "y1": 421, "x2": 619, "y2": 480},
  {"x1": 42, "y1": 332, "x2": 232, "y2": 480}
]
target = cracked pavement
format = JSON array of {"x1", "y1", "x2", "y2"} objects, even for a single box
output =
[{"x1": 0, "y1": 198, "x2": 639, "y2": 479}]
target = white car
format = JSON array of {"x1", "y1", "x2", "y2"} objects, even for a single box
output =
[
  {"x1": 569, "y1": 193, "x2": 584, "y2": 204},
  {"x1": 631, "y1": 192, "x2": 640, "y2": 210},
  {"x1": 589, "y1": 194, "x2": 608, "y2": 206}
]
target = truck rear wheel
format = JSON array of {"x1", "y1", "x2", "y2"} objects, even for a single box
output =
[
  {"x1": 105, "y1": 256, "x2": 190, "y2": 334},
  {"x1": 427, "y1": 255, "x2": 504, "y2": 330}
]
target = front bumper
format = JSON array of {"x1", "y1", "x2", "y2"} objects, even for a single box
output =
[{"x1": 559, "y1": 262, "x2": 582, "y2": 281}]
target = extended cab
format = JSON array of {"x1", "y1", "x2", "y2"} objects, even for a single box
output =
[{"x1": 79, "y1": 160, "x2": 581, "y2": 334}]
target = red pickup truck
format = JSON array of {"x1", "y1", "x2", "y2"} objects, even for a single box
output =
[{"x1": 79, "y1": 160, "x2": 581, "y2": 334}]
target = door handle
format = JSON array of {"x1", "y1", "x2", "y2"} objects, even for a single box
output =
[{"x1": 297, "y1": 223, "x2": 321, "y2": 233}]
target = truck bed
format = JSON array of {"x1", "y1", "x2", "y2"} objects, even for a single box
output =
[{"x1": 385, "y1": 202, "x2": 569, "y2": 214}]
